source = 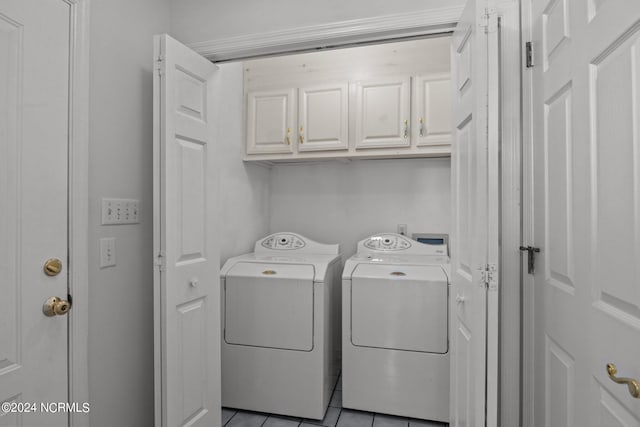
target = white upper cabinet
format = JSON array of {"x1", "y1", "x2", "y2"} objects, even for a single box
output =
[
  {"x1": 413, "y1": 74, "x2": 451, "y2": 147},
  {"x1": 298, "y1": 83, "x2": 349, "y2": 152},
  {"x1": 243, "y1": 36, "x2": 453, "y2": 162},
  {"x1": 353, "y1": 77, "x2": 411, "y2": 149},
  {"x1": 246, "y1": 89, "x2": 295, "y2": 154}
]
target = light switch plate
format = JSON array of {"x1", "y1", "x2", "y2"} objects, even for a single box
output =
[
  {"x1": 101, "y1": 198, "x2": 140, "y2": 225},
  {"x1": 99, "y1": 237, "x2": 116, "y2": 268}
]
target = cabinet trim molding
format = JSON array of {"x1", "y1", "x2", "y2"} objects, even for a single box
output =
[{"x1": 188, "y1": 6, "x2": 463, "y2": 62}]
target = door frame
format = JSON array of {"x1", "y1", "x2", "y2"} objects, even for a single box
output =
[
  {"x1": 184, "y1": 3, "x2": 521, "y2": 425},
  {"x1": 65, "y1": 0, "x2": 90, "y2": 425},
  {"x1": 494, "y1": 2, "x2": 524, "y2": 426},
  {"x1": 519, "y1": 0, "x2": 536, "y2": 426}
]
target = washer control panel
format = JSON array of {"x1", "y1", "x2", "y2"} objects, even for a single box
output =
[
  {"x1": 363, "y1": 234, "x2": 412, "y2": 251},
  {"x1": 358, "y1": 233, "x2": 447, "y2": 256},
  {"x1": 261, "y1": 233, "x2": 306, "y2": 250}
]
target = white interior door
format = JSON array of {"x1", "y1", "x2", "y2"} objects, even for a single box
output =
[
  {"x1": 153, "y1": 34, "x2": 221, "y2": 427},
  {"x1": 531, "y1": 0, "x2": 640, "y2": 425},
  {"x1": 0, "y1": 1, "x2": 71, "y2": 426},
  {"x1": 450, "y1": 0, "x2": 499, "y2": 426}
]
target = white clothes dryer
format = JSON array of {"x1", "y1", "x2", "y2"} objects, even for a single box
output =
[
  {"x1": 342, "y1": 233, "x2": 450, "y2": 422},
  {"x1": 220, "y1": 233, "x2": 342, "y2": 419}
]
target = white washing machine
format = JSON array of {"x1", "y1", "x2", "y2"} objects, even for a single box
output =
[
  {"x1": 342, "y1": 233, "x2": 450, "y2": 422},
  {"x1": 220, "y1": 233, "x2": 342, "y2": 419}
]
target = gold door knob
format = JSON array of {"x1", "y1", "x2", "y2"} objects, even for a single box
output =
[
  {"x1": 43, "y1": 258, "x2": 62, "y2": 276},
  {"x1": 607, "y1": 363, "x2": 640, "y2": 398},
  {"x1": 43, "y1": 296, "x2": 72, "y2": 317}
]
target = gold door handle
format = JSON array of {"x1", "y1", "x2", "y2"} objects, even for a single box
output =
[
  {"x1": 607, "y1": 363, "x2": 640, "y2": 398},
  {"x1": 403, "y1": 119, "x2": 409, "y2": 139},
  {"x1": 286, "y1": 127, "x2": 291, "y2": 145},
  {"x1": 299, "y1": 126, "x2": 304, "y2": 144},
  {"x1": 43, "y1": 296, "x2": 72, "y2": 317},
  {"x1": 419, "y1": 117, "x2": 424, "y2": 137}
]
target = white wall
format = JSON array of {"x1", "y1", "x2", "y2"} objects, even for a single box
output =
[
  {"x1": 170, "y1": 0, "x2": 464, "y2": 45},
  {"x1": 88, "y1": 1, "x2": 170, "y2": 426},
  {"x1": 269, "y1": 158, "x2": 451, "y2": 258},
  {"x1": 216, "y1": 62, "x2": 271, "y2": 263}
]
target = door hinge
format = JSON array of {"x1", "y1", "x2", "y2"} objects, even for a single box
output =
[
  {"x1": 480, "y1": 264, "x2": 498, "y2": 291},
  {"x1": 525, "y1": 42, "x2": 534, "y2": 68},
  {"x1": 480, "y1": 8, "x2": 498, "y2": 33},
  {"x1": 155, "y1": 55, "x2": 165, "y2": 76},
  {"x1": 155, "y1": 251, "x2": 165, "y2": 272}
]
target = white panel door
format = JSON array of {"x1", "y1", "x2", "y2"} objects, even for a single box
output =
[
  {"x1": 531, "y1": 0, "x2": 640, "y2": 425},
  {"x1": 353, "y1": 77, "x2": 411, "y2": 149},
  {"x1": 246, "y1": 88, "x2": 295, "y2": 154},
  {"x1": 413, "y1": 73, "x2": 452, "y2": 147},
  {"x1": 450, "y1": 0, "x2": 499, "y2": 426},
  {"x1": 0, "y1": 1, "x2": 71, "y2": 426},
  {"x1": 298, "y1": 83, "x2": 348, "y2": 152},
  {"x1": 153, "y1": 34, "x2": 220, "y2": 427}
]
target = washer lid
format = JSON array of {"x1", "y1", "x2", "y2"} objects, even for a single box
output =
[{"x1": 350, "y1": 264, "x2": 448, "y2": 354}]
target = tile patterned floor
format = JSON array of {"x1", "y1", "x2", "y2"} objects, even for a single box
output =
[{"x1": 222, "y1": 376, "x2": 447, "y2": 427}]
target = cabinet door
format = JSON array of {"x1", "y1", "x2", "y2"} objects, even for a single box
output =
[
  {"x1": 298, "y1": 83, "x2": 348, "y2": 152},
  {"x1": 413, "y1": 74, "x2": 452, "y2": 146},
  {"x1": 354, "y1": 77, "x2": 411, "y2": 149},
  {"x1": 246, "y1": 89, "x2": 295, "y2": 154}
]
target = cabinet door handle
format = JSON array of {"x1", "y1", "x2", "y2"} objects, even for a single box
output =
[
  {"x1": 419, "y1": 117, "x2": 424, "y2": 137},
  {"x1": 403, "y1": 119, "x2": 409, "y2": 139},
  {"x1": 286, "y1": 127, "x2": 291, "y2": 145},
  {"x1": 299, "y1": 126, "x2": 304, "y2": 144}
]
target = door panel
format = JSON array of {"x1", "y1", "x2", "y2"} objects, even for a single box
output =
[
  {"x1": 545, "y1": 84, "x2": 574, "y2": 292},
  {"x1": 298, "y1": 83, "x2": 348, "y2": 152},
  {"x1": 532, "y1": 0, "x2": 640, "y2": 425},
  {"x1": 246, "y1": 89, "x2": 295, "y2": 154},
  {"x1": 354, "y1": 77, "x2": 410, "y2": 149},
  {"x1": 154, "y1": 34, "x2": 220, "y2": 427},
  {"x1": 414, "y1": 74, "x2": 452, "y2": 146},
  {"x1": 0, "y1": 2, "x2": 70, "y2": 426},
  {"x1": 450, "y1": 1, "x2": 487, "y2": 427},
  {"x1": 450, "y1": 0, "x2": 498, "y2": 425}
]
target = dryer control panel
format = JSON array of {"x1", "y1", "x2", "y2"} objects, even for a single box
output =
[
  {"x1": 255, "y1": 232, "x2": 340, "y2": 255},
  {"x1": 261, "y1": 233, "x2": 306, "y2": 250}
]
